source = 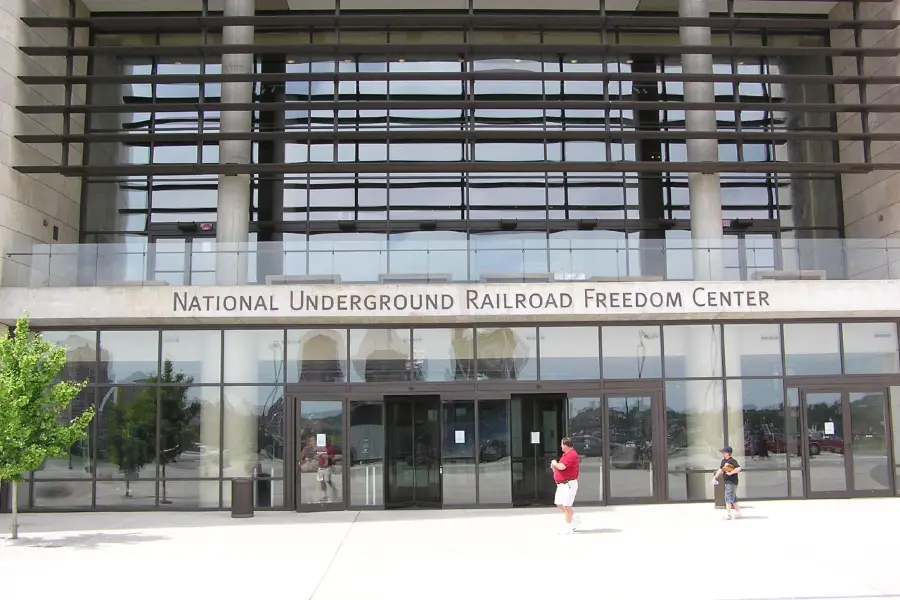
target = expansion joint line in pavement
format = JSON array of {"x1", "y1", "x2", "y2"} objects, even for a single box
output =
[{"x1": 307, "y1": 512, "x2": 361, "y2": 600}]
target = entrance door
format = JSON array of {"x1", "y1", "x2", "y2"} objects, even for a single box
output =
[
  {"x1": 605, "y1": 390, "x2": 666, "y2": 503},
  {"x1": 800, "y1": 387, "x2": 893, "y2": 497},
  {"x1": 384, "y1": 396, "x2": 442, "y2": 508},
  {"x1": 510, "y1": 394, "x2": 566, "y2": 506}
]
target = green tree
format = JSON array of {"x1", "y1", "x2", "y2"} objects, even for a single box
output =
[
  {"x1": 0, "y1": 315, "x2": 94, "y2": 539},
  {"x1": 105, "y1": 388, "x2": 156, "y2": 498}
]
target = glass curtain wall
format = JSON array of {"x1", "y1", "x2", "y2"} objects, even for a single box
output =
[
  {"x1": 80, "y1": 20, "x2": 840, "y2": 283},
  {"x1": 20, "y1": 320, "x2": 900, "y2": 510}
]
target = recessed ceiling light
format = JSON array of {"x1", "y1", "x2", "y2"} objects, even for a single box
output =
[
  {"x1": 570, "y1": 59, "x2": 578, "y2": 64},
  {"x1": 174, "y1": 61, "x2": 182, "y2": 65},
  {"x1": 626, "y1": 59, "x2": 633, "y2": 64},
  {"x1": 343, "y1": 58, "x2": 353, "y2": 63},
  {"x1": 397, "y1": 58, "x2": 406, "y2": 63},
  {"x1": 287, "y1": 59, "x2": 296, "y2": 64}
]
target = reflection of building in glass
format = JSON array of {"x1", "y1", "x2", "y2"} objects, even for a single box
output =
[{"x1": 296, "y1": 331, "x2": 344, "y2": 383}]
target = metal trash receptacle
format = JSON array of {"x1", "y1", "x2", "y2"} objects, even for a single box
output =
[
  {"x1": 231, "y1": 477, "x2": 254, "y2": 518},
  {"x1": 714, "y1": 480, "x2": 726, "y2": 509}
]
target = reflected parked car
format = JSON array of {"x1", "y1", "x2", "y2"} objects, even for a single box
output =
[{"x1": 570, "y1": 435, "x2": 603, "y2": 457}]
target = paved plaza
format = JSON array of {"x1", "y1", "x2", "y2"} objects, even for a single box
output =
[{"x1": 2, "y1": 498, "x2": 899, "y2": 600}]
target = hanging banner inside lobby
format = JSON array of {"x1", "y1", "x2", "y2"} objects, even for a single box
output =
[{"x1": 3, "y1": 279, "x2": 900, "y2": 324}]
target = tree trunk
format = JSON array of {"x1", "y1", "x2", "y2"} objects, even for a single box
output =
[
  {"x1": 161, "y1": 464, "x2": 169, "y2": 503},
  {"x1": 125, "y1": 480, "x2": 131, "y2": 497},
  {"x1": 10, "y1": 481, "x2": 19, "y2": 540}
]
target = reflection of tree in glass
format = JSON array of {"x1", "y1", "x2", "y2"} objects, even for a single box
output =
[
  {"x1": 106, "y1": 387, "x2": 155, "y2": 497},
  {"x1": 157, "y1": 360, "x2": 198, "y2": 503}
]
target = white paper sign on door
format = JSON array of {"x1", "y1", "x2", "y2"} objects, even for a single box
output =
[
  {"x1": 530, "y1": 431, "x2": 540, "y2": 444},
  {"x1": 824, "y1": 422, "x2": 835, "y2": 435},
  {"x1": 455, "y1": 430, "x2": 465, "y2": 444},
  {"x1": 316, "y1": 433, "x2": 327, "y2": 448}
]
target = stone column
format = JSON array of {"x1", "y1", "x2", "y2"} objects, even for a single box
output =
[
  {"x1": 679, "y1": 0, "x2": 723, "y2": 281},
  {"x1": 216, "y1": 0, "x2": 255, "y2": 285}
]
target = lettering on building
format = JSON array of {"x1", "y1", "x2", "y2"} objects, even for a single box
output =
[{"x1": 171, "y1": 284, "x2": 772, "y2": 315}]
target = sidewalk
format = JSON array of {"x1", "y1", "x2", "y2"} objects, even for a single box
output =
[{"x1": 2, "y1": 499, "x2": 899, "y2": 600}]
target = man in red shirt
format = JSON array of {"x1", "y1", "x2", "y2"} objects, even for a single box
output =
[{"x1": 551, "y1": 437, "x2": 580, "y2": 533}]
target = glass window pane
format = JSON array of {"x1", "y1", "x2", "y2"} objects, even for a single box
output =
[
  {"x1": 413, "y1": 328, "x2": 476, "y2": 382},
  {"x1": 602, "y1": 326, "x2": 661, "y2": 379},
  {"x1": 442, "y1": 400, "x2": 476, "y2": 505},
  {"x1": 726, "y1": 379, "x2": 785, "y2": 467},
  {"x1": 287, "y1": 329, "x2": 348, "y2": 383},
  {"x1": 842, "y1": 322, "x2": 900, "y2": 374},
  {"x1": 350, "y1": 329, "x2": 411, "y2": 382},
  {"x1": 39, "y1": 330, "x2": 98, "y2": 383},
  {"x1": 725, "y1": 379, "x2": 789, "y2": 498},
  {"x1": 849, "y1": 390, "x2": 890, "y2": 492},
  {"x1": 298, "y1": 398, "x2": 344, "y2": 506},
  {"x1": 95, "y1": 480, "x2": 156, "y2": 508},
  {"x1": 568, "y1": 397, "x2": 602, "y2": 503},
  {"x1": 159, "y1": 386, "x2": 221, "y2": 481},
  {"x1": 724, "y1": 324, "x2": 782, "y2": 377},
  {"x1": 224, "y1": 330, "x2": 284, "y2": 384},
  {"x1": 161, "y1": 330, "x2": 221, "y2": 384},
  {"x1": 35, "y1": 387, "x2": 95, "y2": 480},
  {"x1": 100, "y1": 330, "x2": 159, "y2": 383},
  {"x1": 349, "y1": 401, "x2": 383, "y2": 507},
  {"x1": 478, "y1": 399, "x2": 511, "y2": 504},
  {"x1": 222, "y1": 386, "x2": 285, "y2": 481},
  {"x1": 663, "y1": 325, "x2": 723, "y2": 378},
  {"x1": 33, "y1": 480, "x2": 93, "y2": 509},
  {"x1": 665, "y1": 379, "x2": 725, "y2": 501},
  {"x1": 95, "y1": 385, "x2": 158, "y2": 498},
  {"x1": 783, "y1": 323, "x2": 841, "y2": 376},
  {"x1": 476, "y1": 327, "x2": 537, "y2": 381},
  {"x1": 539, "y1": 327, "x2": 600, "y2": 380}
]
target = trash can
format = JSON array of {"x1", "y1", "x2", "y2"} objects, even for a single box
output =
[
  {"x1": 256, "y1": 471, "x2": 272, "y2": 508},
  {"x1": 685, "y1": 469, "x2": 708, "y2": 501},
  {"x1": 714, "y1": 480, "x2": 726, "y2": 509},
  {"x1": 231, "y1": 477, "x2": 254, "y2": 518}
]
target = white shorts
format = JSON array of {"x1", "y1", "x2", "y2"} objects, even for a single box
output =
[
  {"x1": 554, "y1": 480, "x2": 578, "y2": 507},
  {"x1": 316, "y1": 467, "x2": 333, "y2": 483}
]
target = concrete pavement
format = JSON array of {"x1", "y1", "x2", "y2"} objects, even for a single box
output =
[{"x1": 2, "y1": 499, "x2": 899, "y2": 600}]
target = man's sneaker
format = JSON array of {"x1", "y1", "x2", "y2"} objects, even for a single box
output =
[
  {"x1": 724, "y1": 514, "x2": 732, "y2": 521},
  {"x1": 572, "y1": 516, "x2": 582, "y2": 531}
]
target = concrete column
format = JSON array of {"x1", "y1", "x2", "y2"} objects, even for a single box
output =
[
  {"x1": 679, "y1": 0, "x2": 723, "y2": 281},
  {"x1": 216, "y1": 0, "x2": 255, "y2": 285}
]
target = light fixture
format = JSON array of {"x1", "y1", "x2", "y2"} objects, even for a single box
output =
[
  {"x1": 174, "y1": 60, "x2": 183, "y2": 65},
  {"x1": 343, "y1": 58, "x2": 353, "y2": 63},
  {"x1": 287, "y1": 59, "x2": 296, "y2": 64},
  {"x1": 570, "y1": 58, "x2": 578, "y2": 64},
  {"x1": 626, "y1": 59, "x2": 633, "y2": 65},
  {"x1": 397, "y1": 58, "x2": 406, "y2": 63}
]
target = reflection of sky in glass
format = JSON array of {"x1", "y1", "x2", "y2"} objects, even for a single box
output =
[{"x1": 83, "y1": 50, "x2": 838, "y2": 254}]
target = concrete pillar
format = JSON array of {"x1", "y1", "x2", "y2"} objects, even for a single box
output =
[
  {"x1": 679, "y1": 0, "x2": 723, "y2": 281},
  {"x1": 216, "y1": 0, "x2": 255, "y2": 285}
]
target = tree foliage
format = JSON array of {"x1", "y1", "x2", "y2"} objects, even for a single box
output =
[
  {"x1": 0, "y1": 316, "x2": 95, "y2": 482},
  {"x1": 106, "y1": 387, "x2": 155, "y2": 480}
]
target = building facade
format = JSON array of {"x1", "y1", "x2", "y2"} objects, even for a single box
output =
[{"x1": 3, "y1": 0, "x2": 900, "y2": 512}]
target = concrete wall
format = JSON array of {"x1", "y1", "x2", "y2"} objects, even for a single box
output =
[
  {"x1": 832, "y1": 1, "x2": 900, "y2": 243},
  {"x1": 0, "y1": 0, "x2": 88, "y2": 285}
]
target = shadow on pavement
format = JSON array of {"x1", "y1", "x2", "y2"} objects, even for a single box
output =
[
  {"x1": 575, "y1": 527, "x2": 622, "y2": 535},
  {"x1": 3, "y1": 531, "x2": 168, "y2": 549}
]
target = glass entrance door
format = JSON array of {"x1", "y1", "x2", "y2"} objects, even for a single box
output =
[
  {"x1": 510, "y1": 394, "x2": 566, "y2": 506},
  {"x1": 606, "y1": 391, "x2": 666, "y2": 503},
  {"x1": 801, "y1": 388, "x2": 893, "y2": 497},
  {"x1": 384, "y1": 395, "x2": 442, "y2": 508}
]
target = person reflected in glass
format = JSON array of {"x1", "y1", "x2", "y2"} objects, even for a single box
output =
[
  {"x1": 711, "y1": 446, "x2": 742, "y2": 520},
  {"x1": 299, "y1": 434, "x2": 337, "y2": 502},
  {"x1": 550, "y1": 437, "x2": 580, "y2": 534}
]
